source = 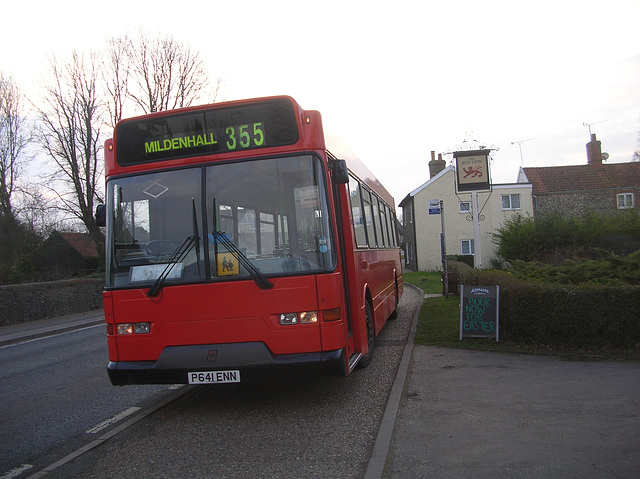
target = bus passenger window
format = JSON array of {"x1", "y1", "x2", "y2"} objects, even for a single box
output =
[
  {"x1": 362, "y1": 189, "x2": 377, "y2": 247},
  {"x1": 238, "y1": 207, "x2": 257, "y2": 257},
  {"x1": 259, "y1": 212, "x2": 276, "y2": 255},
  {"x1": 349, "y1": 176, "x2": 368, "y2": 248},
  {"x1": 377, "y1": 198, "x2": 388, "y2": 248}
]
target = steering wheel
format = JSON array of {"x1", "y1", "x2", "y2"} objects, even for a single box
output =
[{"x1": 144, "y1": 239, "x2": 181, "y2": 257}]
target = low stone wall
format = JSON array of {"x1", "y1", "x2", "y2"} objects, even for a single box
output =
[{"x1": 0, "y1": 278, "x2": 104, "y2": 326}]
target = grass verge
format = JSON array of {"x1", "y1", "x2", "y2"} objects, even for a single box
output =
[
  {"x1": 405, "y1": 271, "x2": 639, "y2": 360},
  {"x1": 403, "y1": 270, "x2": 442, "y2": 295}
]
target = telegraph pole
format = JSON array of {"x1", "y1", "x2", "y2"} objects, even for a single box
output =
[{"x1": 440, "y1": 200, "x2": 448, "y2": 295}]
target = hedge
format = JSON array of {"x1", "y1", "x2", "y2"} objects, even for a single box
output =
[{"x1": 463, "y1": 270, "x2": 640, "y2": 348}]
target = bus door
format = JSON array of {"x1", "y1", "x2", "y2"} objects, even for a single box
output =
[{"x1": 329, "y1": 159, "x2": 358, "y2": 364}]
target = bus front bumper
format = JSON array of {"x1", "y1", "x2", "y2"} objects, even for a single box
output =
[{"x1": 107, "y1": 341, "x2": 344, "y2": 385}]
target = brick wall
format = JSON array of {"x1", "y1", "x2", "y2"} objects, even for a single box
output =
[
  {"x1": 0, "y1": 278, "x2": 104, "y2": 326},
  {"x1": 534, "y1": 187, "x2": 640, "y2": 217}
]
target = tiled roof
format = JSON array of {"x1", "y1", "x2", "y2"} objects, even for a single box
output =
[
  {"x1": 59, "y1": 232, "x2": 99, "y2": 258},
  {"x1": 522, "y1": 162, "x2": 640, "y2": 194}
]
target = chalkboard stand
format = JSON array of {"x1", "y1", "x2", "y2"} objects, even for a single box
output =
[{"x1": 459, "y1": 285, "x2": 500, "y2": 342}]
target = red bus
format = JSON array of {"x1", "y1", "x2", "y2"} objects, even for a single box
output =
[{"x1": 97, "y1": 96, "x2": 403, "y2": 385}]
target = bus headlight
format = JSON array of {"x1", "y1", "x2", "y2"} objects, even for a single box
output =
[
  {"x1": 280, "y1": 313, "x2": 298, "y2": 325},
  {"x1": 279, "y1": 311, "x2": 317, "y2": 325},
  {"x1": 134, "y1": 322, "x2": 151, "y2": 334},
  {"x1": 116, "y1": 322, "x2": 150, "y2": 334},
  {"x1": 299, "y1": 311, "x2": 318, "y2": 324},
  {"x1": 117, "y1": 323, "x2": 134, "y2": 335}
]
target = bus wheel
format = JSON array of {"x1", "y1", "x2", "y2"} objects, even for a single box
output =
[{"x1": 359, "y1": 302, "x2": 375, "y2": 368}]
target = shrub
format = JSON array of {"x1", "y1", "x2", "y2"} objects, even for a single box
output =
[
  {"x1": 508, "y1": 251, "x2": 640, "y2": 286},
  {"x1": 463, "y1": 270, "x2": 640, "y2": 348},
  {"x1": 493, "y1": 210, "x2": 640, "y2": 264}
]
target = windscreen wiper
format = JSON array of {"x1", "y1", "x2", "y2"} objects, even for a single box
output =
[
  {"x1": 147, "y1": 199, "x2": 201, "y2": 298},
  {"x1": 211, "y1": 197, "x2": 272, "y2": 290},
  {"x1": 212, "y1": 231, "x2": 273, "y2": 290}
]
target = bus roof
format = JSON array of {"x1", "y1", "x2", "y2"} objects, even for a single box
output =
[
  {"x1": 107, "y1": 95, "x2": 395, "y2": 208},
  {"x1": 324, "y1": 131, "x2": 395, "y2": 209}
]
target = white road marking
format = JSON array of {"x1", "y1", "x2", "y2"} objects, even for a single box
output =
[
  {"x1": 26, "y1": 386, "x2": 192, "y2": 478},
  {"x1": 0, "y1": 324, "x2": 103, "y2": 350},
  {"x1": 85, "y1": 407, "x2": 141, "y2": 434},
  {"x1": 0, "y1": 464, "x2": 33, "y2": 479}
]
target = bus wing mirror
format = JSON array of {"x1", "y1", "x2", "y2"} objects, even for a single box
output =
[
  {"x1": 95, "y1": 204, "x2": 106, "y2": 227},
  {"x1": 329, "y1": 159, "x2": 349, "y2": 184}
]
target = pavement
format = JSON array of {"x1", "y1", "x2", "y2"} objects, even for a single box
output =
[
  {"x1": 0, "y1": 310, "x2": 104, "y2": 347},
  {"x1": 2, "y1": 291, "x2": 639, "y2": 479}
]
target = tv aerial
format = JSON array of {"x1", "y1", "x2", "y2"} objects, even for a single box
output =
[
  {"x1": 583, "y1": 120, "x2": 607, "y2": 136},
  {"x1": 510, "y1": 138, "x2": 534, "y2": 165}
]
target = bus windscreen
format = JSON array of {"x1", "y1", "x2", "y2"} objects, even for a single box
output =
[{"x1": 115, "y1": 99, "x2": 299, "y2": 165}]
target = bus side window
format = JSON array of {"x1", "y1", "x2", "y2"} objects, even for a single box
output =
[
  {"x1": 389, "y1": 208, "x2": 398, "y2": 247},
  {"x1": 349, "y1": 176, "x2": 368, "y2": 248},
  {"x1": 377, "y1": 197, "x2": 388, "y2": 248},
  {"x1": 362, "y1": 189, "x2": 377, "y2": 248}
]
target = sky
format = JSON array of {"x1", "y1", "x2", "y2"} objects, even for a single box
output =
[{"x1": 2, "y1": 0, "x2": 639, "y2": 208}]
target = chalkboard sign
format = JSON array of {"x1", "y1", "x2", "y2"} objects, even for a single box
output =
[{"x1": 459, "y1": 285, "x2": 500, "y2": 341}]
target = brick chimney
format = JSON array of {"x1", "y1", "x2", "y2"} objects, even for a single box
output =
[
  {"x1": 429, "y1": 151, "x2": 446, "y2": 178},
  {"x1": 586, "y1": 133, "x2": 602, "y2": 166}
]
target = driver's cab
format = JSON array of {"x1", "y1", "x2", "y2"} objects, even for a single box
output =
[{"x1": 104, "y1": 168, "x2": 205, "y2": 288}]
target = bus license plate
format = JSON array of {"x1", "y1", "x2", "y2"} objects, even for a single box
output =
[{"x1": 188, "y1": 370, "x2": 241, "y2": 384}]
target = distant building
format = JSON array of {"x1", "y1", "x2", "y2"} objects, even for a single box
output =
[
  {"x1": 400, "y1": 153, "x2": 533, "y2": 271},
  {"x1": 518, "y1": 134, "x2": 640, "y2": 217},
  {"x1": 37, "y1": 232, "x2": 100, "y2": 279}
]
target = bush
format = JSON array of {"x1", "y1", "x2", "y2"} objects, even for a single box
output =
[
  {"x1": 509, "y1": 251, "x2": 640, "y2": 286},
  {"x1": 464, "y1": 270, "x2": 640, "y2": 348},
  {"x1": 493, "y1": 210, "x2": 640, "y2": 264}
]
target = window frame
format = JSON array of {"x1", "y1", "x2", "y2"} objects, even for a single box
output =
[
  {"x1": 460, "y1": 239, "x2": 475, "y2": 256},
  {"x1": 348, "y1": 173, "x2": 397, "y2": 250},
  {"x1": 501, "y1": 194, "x2": 521, "y2": 211},
  {"x1": 617, "y1": 193, "x2": 634, "y2": 210}
]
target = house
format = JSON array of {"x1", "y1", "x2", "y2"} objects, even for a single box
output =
[
  {"x1": 518, "y1": 134, "x2": 640, "y2": 217},
  {"x1": 400, "y1": 153, "x2": 533, "y2": 271},
  {"x1": 36, "y1": 231, "x2": 100, "y2": 279}
]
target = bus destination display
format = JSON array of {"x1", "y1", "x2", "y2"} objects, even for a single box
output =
[{"x1": 115, "y1": 99, "x2": 299, "y2": 165}]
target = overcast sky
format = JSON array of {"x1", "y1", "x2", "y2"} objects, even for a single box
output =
[{"x1": 3, "y1": 0, "x2": 639, "y2": 206}]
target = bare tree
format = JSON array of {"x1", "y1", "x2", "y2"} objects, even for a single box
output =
[
  {"x1": 34, "y1": 51, "x2": 104, "y2": 246},
  {"x1": 103, "y1": 35, "x2": 132, "y2": 129},
  {"x1": 0, "y1": 72, "x2": 30, "y2": 221},
  {"x1": 102, "y1": 31, "x2": 223, "y2": 129},
  {"x1": 126, "y1": 30, "x2": 210, "y2": 113},
  {"x1": 17, "y1": 184, "x2": 62, "y2": 239}
]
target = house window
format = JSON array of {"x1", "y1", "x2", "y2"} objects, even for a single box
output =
[
  {"x1": 461, "y1": 239, "x2": 474, "y2": 255},
  {"x1": 404, "y1": 203, "x2": 413, "y2": 224},
  {"x1": 459, "y1": 201, "x2": 471, "y2": 213},
  {"x1": 501, "y1": 194, "x2": 521, "y2": 210},
  {"x1": 617, "y1": 193, "x2": 634, "y2": 209}
]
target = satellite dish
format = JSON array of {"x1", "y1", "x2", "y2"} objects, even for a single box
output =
[{"x1": 602, "y1": 152, "x2": 609, "y2": 161}]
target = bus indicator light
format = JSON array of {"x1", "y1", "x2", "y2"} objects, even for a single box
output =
[{"x1": 323, "y1": 308, "x2": 341, "y2": 322}]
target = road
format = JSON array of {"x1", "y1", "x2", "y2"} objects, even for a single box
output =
[
  {"x1": 0, "y1": 286, "x2": 422, "y2": 479},
  {"x1": 0, "y1": 322, "x2": 195, "y2": 478}
]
